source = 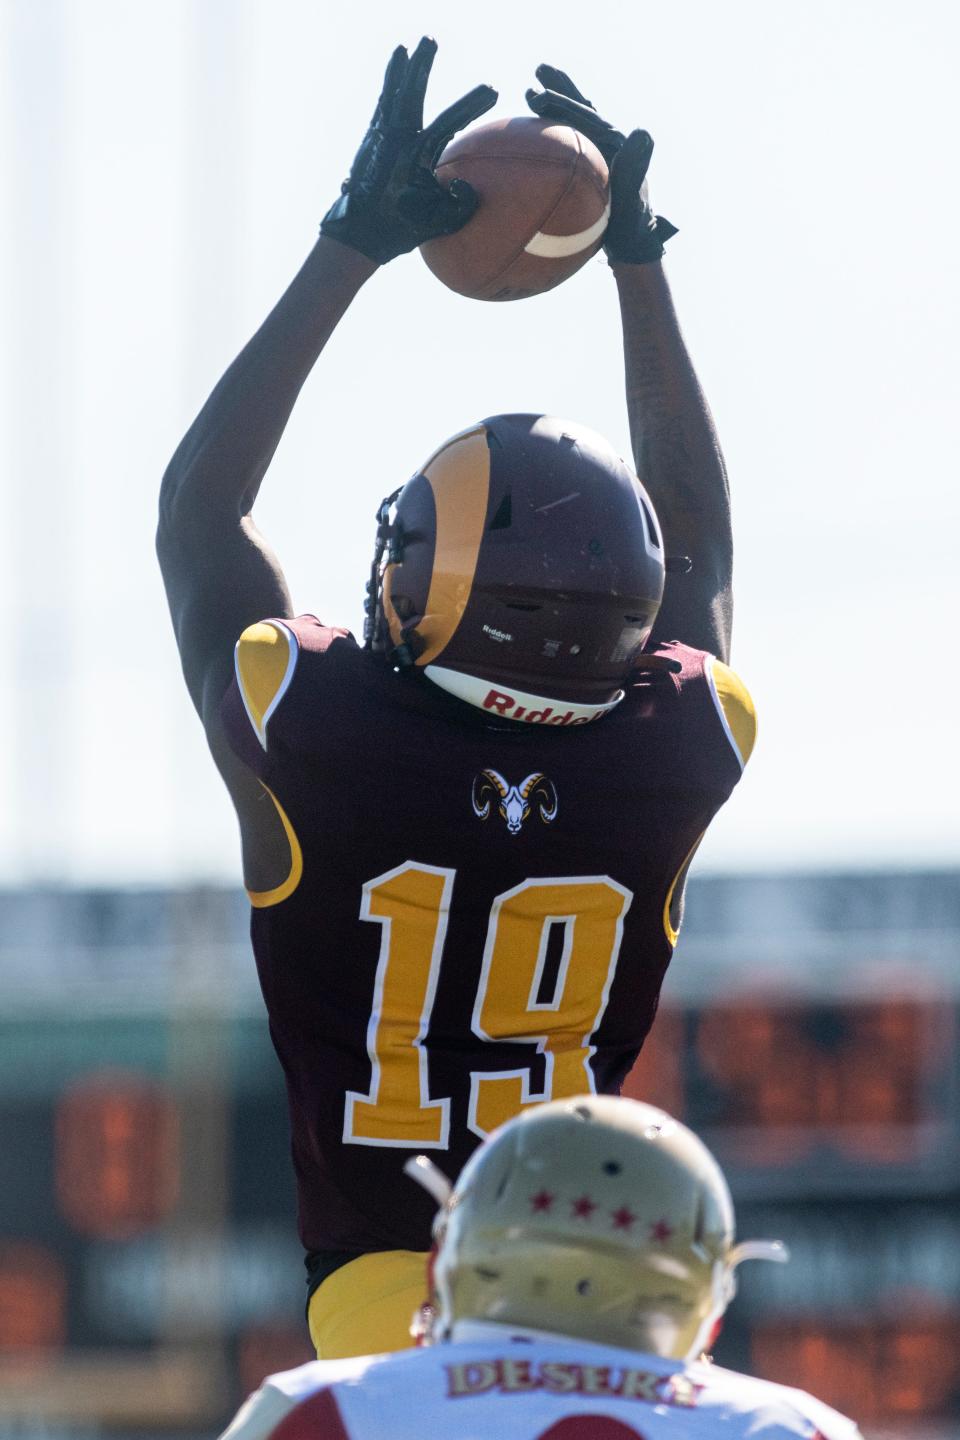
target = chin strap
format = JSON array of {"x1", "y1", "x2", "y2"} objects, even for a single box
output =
[
  {"x1": 632, "y1": 653, "x2": 682, "y2": 676},
  {"x1": 729, "y1": 1239, "x2": 790, "y2": 1268},
  {"x1": 363, "y1": 487, "x2": 404, "y2": 649},
  {"x1": 404, "y1": 1154, "x2": 453, "y2": 1208}
]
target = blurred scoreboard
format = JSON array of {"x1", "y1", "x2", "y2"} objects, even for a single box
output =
[
  {"x1": 624, "y1": 991, "x2": 960, "y2": 1425},
  {"x1": 1, "y1": 875, "x2": 959, "y2": 1436},
  {"x1": 626, "y1": 991, "x2": 958, "y2": 1195}
]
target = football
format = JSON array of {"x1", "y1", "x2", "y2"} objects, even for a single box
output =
[{"x1": 420, "y1": 116, "x2": 610, "y2": 302}]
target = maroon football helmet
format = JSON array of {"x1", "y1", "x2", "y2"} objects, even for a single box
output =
[{"x1": 365, "y1": 414, "x2": 665, "y2": 725}]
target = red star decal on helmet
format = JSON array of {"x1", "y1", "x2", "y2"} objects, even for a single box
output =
[
  {"x1": 530, "y1": 1189, "x2": 555, "y2": 1213},
  {"x1": 572, "y1": 1195, "x2": 597, "y2": 1219},
  {"x1": 649, "y1": 1218, "x2": 674, "y2": 1242},
  {"x1": 611, "y1": 1206, "x2": 636, "y2": 1230}
]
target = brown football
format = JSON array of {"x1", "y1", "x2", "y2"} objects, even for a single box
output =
[{"x1": 420, "y1": 117, "x2": 610, "y2": 302}]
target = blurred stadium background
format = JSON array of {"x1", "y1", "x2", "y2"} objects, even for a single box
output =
[
  {"x1": 2, "y1": 874, "x2": 958, "y2": 1437},
  {"x1": 3, "y1": 0, "x2": 958, "y2": 1436}
]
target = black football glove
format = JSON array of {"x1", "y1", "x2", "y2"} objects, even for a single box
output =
[
  {"x1": 321, "y1": 37, "x2": 497, "y2": 265},
  {"x1": 525, "y1": 65, "x2": 677, "y2": 265}
]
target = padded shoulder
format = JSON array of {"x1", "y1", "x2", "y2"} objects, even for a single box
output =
[
  {"x1": 234, "y1": 620, "x2": 299, "y2": 750},
  {"x1": 697, "y1": 1363, "x2": 861, "y2": 1440},
  {"x1": 706, "y1": 657, "x2": 757, "y2": 769},
  {"x1": 219, "y1": 1383, "x2": 296, "y2": 1440},
  {"x1": 284, "y1": 615, "x2": 355, "y2": 654}
]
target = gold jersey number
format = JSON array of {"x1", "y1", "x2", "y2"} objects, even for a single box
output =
[{"x1": 343, "y1": 862, "x2": 633, "y2": 1149}]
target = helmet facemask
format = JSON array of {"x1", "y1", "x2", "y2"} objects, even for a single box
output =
[{"x1": 363, "y1": 486, "x2": 405, "y2": 655}]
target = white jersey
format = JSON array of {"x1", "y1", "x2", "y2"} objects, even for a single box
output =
[{"x1": 220, "y1": 1323, "x2": 861, "y2": 1440}]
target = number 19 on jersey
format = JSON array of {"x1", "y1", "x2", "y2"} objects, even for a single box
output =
[{"x1": 343, "y1": 861, "x2": 633, "y2": 1148}]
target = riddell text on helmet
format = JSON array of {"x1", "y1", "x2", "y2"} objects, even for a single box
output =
[{"x1": 482, "y1": 689, "x2": 594, "y2": 724}]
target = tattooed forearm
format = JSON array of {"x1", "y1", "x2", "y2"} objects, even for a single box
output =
[{"x1": 613, "y1": 262, "x2": 734, "y2": 658}]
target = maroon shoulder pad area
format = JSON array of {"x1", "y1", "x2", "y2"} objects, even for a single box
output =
[
  {"x1": 269, "y1": 1387, "x2": 351, "y2": 1440},
  {"x1": 282, "y1": 615, "x2": 355, "y2": 655}
]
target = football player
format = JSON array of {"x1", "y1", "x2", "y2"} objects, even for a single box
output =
[
  {"x1": 157, "y1": 40, "x2": 756, "y2": 1358},
  {"x1": 219, "y1": 1097, "x2": 861, "y2": 1440}
]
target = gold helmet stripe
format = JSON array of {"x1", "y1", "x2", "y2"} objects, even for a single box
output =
[{"x1": 415, "y1": 425, "x2": 491, "y2": 667}]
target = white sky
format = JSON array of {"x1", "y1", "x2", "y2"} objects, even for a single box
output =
[{"x1": 1, "y1": 0, "x2": 957, "y2": 884}]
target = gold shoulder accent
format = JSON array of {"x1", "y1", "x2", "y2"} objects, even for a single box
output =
[
  {"x1": 662, "y1": 833, "x2": 705, "y2": 947},
  {"x1": 235, "y1": 621, "x2": 298, "y2": 750},
  {"x1": 247, "y1": 788, "x2": 303, "y2": 909},
  {"x1": 708, "y1": 659, "x2": 757, "y2": 770}
]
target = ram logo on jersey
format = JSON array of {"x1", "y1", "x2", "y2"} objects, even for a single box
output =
[{"x1": 472, "y1": 770, "x2": 559, "y2": 834}]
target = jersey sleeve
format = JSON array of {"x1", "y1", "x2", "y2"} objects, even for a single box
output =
[
  {"x1": 788, "y1": 1389, "x2": 864, "y2": 1440},
  {"x1": 219, "y1": 1360, "x2": 362, "y2": 1440},
  {"x1": 706, "y1": 657, "x2": 757, "y2": 770},
  {"x1": 218, "y1": 1384, "x2": 298, "y2": 1440},
  {"x1": 268, "y1": 1390, "x2": 351, "y2": 1440},
  {"x1": 233, "y1": 621, "x2": 300, "y2": 751}
]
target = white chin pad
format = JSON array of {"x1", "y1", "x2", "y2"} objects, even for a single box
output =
[{"x1": 424, "y1": 666, "x2": 623, "y2": 725}]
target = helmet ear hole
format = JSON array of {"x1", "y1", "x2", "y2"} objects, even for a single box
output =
[{"x1": 391, "y1": 595, "x2": 416, "y2": 622}]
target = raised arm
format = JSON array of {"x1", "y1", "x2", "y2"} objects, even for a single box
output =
[
  {"x1": 612, "y1": 261, "x2": 732, "y2": 661},
  {"x1": 157, "y1": 37, "x2": 497, "y2": 728},
  {"x1": 157, "y1": 238, "x2": 376, "y2": 721},
  {"x1": 527, "y1": 69, "x2": 733, "y2": 661}
]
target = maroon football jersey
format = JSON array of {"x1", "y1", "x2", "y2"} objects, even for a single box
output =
[{"x1": 221, "y1": 617, "x2": 752, "y2": 1256}]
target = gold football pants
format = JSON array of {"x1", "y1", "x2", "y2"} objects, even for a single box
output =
[{"x1": 307, "y1": 1250, "x2": 430, "y2": 1359}]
